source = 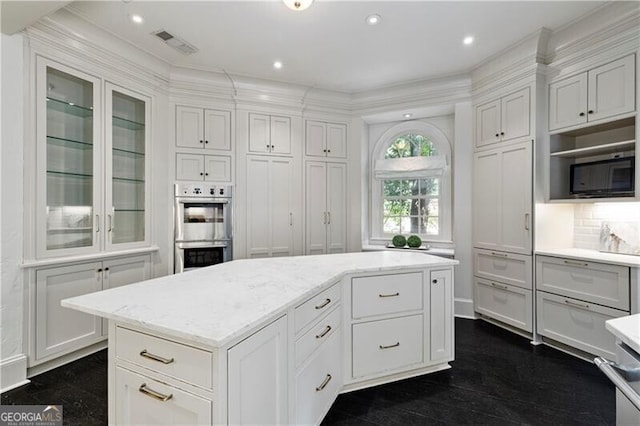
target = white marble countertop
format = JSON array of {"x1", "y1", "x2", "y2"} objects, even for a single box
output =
[
  {"x1": 606, "y1": 314, "x2": 640, "y2": 355},
  {"x1": 362, "y1": 244, "x2": 455, "y2": 258},
  {"x1": 535, "y1": 248, "x2": 640, "y2": 267},
  {"x1": 62, "y1": 252, "x2": 457, "y2": 348}
]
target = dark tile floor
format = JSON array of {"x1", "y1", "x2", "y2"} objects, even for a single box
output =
[{"x1": 2, "y1": 318, "x2": 615, "y2": 425}]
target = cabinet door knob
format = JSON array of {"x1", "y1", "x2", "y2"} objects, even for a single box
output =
[
  {"x1": 327, "y1": 149, "x2": 331, "y2": 153},
  {"x1": 579, "y1": 112, "x2": 585, "y2": 117},
  {"x1": 104, "y1": 267, "x2": 109, "y2": 271},
  {"x1": 200, "y1": 172, "x2": 204, "y2": 176},
  {"x1": 97, "y1": 268, "x2": 102, "y2": 273},
  {"x1": 271, "y1": 145, "x2": 275, "y2": 149},
  {"x1": 205, "y1": 172, "x2": 209, "y2": 176},
  {"x1": 432, "y1": 279, "x2": 438, "y2": 284},
  {"x1": 500, "y1": 132, "x2": 504, "y2": 136},
  {"x1": 588, "y1": 110, "x2": 594, "y2": 114},
  {"x1": 323, "y1": 149, "x2": 327, "y2": 153},
  {"x1": 200, "y1": 140, "x2": 204, "y2": 144},
  {"x1": 205, "y1": 140, "x2": 208, "y2": 144},
  {"x1": 495, "y1": 133, "x2": 500, "y2": 137}
]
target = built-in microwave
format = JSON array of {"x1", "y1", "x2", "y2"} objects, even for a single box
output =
[{"x1": 570, "y1": 157, "x2": 635, "y2": 198}]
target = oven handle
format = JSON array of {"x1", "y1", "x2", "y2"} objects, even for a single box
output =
[
  {"x1": 176, "y1": 198, "x2": 230, "y2": 204},
  {"x1": 176, "y1": 241, "x2": 230, "y2": 249},
  {"x1": 595, "y1": 357, "x2": 640, "y2": 410}
]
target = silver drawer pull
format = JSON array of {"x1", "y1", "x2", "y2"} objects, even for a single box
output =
[
  {"x1": 315, "y1": 298, "x2": 331, "y2": 310},
  {"x1": 379, "y1": 342, "x2": 400, "y2": 350},
  {"x1": 490, "y1": 252, "x2": 508, "y2": 258},
  {"x1": 563, "y1": 259, "x2": 588, "y2": 267},
  {"x1": 564, "y1": 299, "x2": 589, "y2": 309},
  {"x1": 490, "y1": 282, "x2": 508, "y2": 290},
  {"x1": 140, "y1": 349, "x2": 175, "y2": 365},
  {"x1": 316, "y1": 325, "x2": 332, "y2": 339},
  {"x1": 315, "y1": 374, "x2": 332, "y2": 392},
  {"x1": 139, "y1": 383, "x2": 173, "y2": 402},
  {"x1": 379, "y1": 292, "x2": 400, "y2": 298}
]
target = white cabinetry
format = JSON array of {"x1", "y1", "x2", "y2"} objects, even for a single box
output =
[
  {"x1": 34, "y1": 255, "x2": 150, "y2": 362},
  {"x1": 176, "y1": 106, "x2": 231, "y2": 151},
  {"x1": 305, "y1": 120, "x2": 347, "y2": 159},
  {"x1": 246, "y1": 156, "x2": 294, "y2": 258},
  {"x1": 249, "y1": 113, "x2": 291, "y2": 155},
  {"x1": 535, "y1": 255, "x2": 630, "y2": 358},
  {"x1": 228, "y1": 316, "x2": 288, "y2": 425},
  {"x1": 475, "y1": 87, "x2": 530, "y2": 148},
  {"x1": 37, "y1": 58, "x2": 152, "y2": 256},
  {"x1": 549, "y1": 55, "x2": 635, "y2": 131},
  {"x1": 305, "y1": 161, "x2": 346, "y2": 255},
  {"x1": 176, "y1": 153, "x2": 231, "y2": 182},
  {"x1": 429, "y1": 269, "x2": 453, "y2": 362},
  {"x1": 473, "y1": 140, "x2": 532, "y2": 254}
]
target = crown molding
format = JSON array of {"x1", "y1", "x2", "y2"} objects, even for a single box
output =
[{"x1": 26, "y1": 15, "x2": 170, "y2": 94}]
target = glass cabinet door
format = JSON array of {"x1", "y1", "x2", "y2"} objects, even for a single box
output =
[
  {"x1": 38, "y1": 59, "x2": 101, "y2": 255},
  {"x1": 106, "y1": 84, "x2": 150, "y2": 248}
]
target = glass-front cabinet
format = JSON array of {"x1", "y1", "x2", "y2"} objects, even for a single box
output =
[{"x1": 36, "y1": 57, "x2": 150, "y2": 258}]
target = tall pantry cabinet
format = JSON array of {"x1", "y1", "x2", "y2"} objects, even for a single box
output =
[
  {"x1": 28, "y1": 56, "x2": 154, "y2": 371},
  {"x1": 472, "y1": 83, "x2": 535, "y2": 334}
]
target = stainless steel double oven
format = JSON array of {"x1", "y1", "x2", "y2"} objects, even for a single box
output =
[{"x1": 174, "y1": 184, "x2": 232, "y2": 273}]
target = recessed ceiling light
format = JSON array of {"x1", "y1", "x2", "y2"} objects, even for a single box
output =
[
  {"x1": 403, "y1": 113, "x2": 413, "y2": 119},
  {"x1": 131, "y1": 14, "x2": 144, "y2": 24},
  {"x1": 283, "y1": 0, "x2": 313, "y2": 11},
  {"x1": 366, "y1": 14, "x2": 382, "y2": 25},
  {"x1": 463, "y1": 36, "x2": 474, "y2": 45},
  {"x1": 273, "y1": 61, "x2": 283, "y2": 70}
]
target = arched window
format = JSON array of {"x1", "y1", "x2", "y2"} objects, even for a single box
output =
[{"x1": 371, "y1": 122, "x2": 452, "y2": 243}]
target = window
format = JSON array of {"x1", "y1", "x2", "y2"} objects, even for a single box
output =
[{"x1": 370, "y1": 123, "x2": 452, "y2": 243}]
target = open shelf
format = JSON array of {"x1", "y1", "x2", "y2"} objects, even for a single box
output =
[
  {"x1": 550, "y1": 140, "x2": 635, "y2": 158},
  {"x1": 113, "y1": 115, "x2": 145, "y2": 131}
]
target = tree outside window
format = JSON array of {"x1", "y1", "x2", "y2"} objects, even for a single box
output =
[{"x1": 382, "y1": 134, "x2": 440, "y2": 237}]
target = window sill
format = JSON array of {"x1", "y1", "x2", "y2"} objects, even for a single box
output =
[{"x1": 362, "y1": 243, "x2": 454, "y2": 259}]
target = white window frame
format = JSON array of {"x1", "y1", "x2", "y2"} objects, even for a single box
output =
[{"x1": 370, "y1": 121, "x2": 453, "y2": 244}]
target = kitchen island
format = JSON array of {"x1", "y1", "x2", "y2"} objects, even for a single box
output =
[{"x1": 62, "y1": 251, "x2": 458, "y2": 425}]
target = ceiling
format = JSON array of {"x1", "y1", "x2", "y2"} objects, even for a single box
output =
[{"x1": 52, "y1": 2, "x2": 608, "y2": 92}]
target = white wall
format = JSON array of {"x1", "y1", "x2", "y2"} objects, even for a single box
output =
[{"x1": 1, "y1": 32, "x2": 29, "y2": 392}]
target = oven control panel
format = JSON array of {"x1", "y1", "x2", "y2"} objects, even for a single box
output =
[{"x1": 175, "y1": 184, "x2": 233, "y2": 198}]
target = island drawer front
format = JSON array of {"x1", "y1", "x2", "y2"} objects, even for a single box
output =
[
  {"x1": 473, "y1": 277, "x2": 533, "y2": 332},
  {"x1": 536, "y1": 256, "x2": 629, "y2": 310},
  {"x1": 352, "y1": 314, "x2": 423, "y2": 378},
  {"x1": 295, "y1": 282, "x2": 341, "y2": 335},
  {"x1": 474, "y1": 249, "x2": 532, "y2": 290},
  {"x1": 116, "y1": 327, "x2": 213, "y2": 389},
  {"x1": 115, "y1": 366, "x2": 212, "y2": 425},
  {"x1": 536, "y1": 291, "x2": 627, "y2": 359},
  {"x1": 295, "y1": 305, "x2": 342, "y2": 367},
  {"x1": 351, "y1": 272, "x2": 423, "y2": 319},
  {"x1": 295, "y1": 330, "x2": 343, "y2": 426}
]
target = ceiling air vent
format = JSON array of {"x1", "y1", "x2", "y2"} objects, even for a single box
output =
[{"x1": 152, "y1": 29, "x2": 198, "y2": 55}]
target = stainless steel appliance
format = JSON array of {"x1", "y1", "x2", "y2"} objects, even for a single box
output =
[
  {"x1": 595, "y1": 343, "x2": 640, "y2": 425},
  {"x1": 174, "y1": 184, "x2": 232, "y2": 273}
]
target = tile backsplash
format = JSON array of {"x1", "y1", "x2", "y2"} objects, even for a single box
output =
[{"x1": 574, "y1": 203, "x2": 640, "y2": 250}]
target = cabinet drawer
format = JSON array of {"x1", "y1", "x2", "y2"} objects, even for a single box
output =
[
  {"x1": 294, "y1": 283, "x2": 341, "y2": 334},
  {"x1": 474, "y1": 277, "x2": 532, "y2": 332},
  {"x1": 351, "y1": 272, "x2": 422, "y2": 319},
  {"x1": 115, "y1": 366, "x2": 212, "y2": 425},
  {"x1": 116, "y1": 327, "x2": 214, "y2": 389},
  {"x1": 295, "y1": 305, "x2": 342, "y2": 367},
  {"x1": 474, "y1": 249, "x2": 532, "y2": 289},
  {"x1": 536, "y1": 291, "x2": 627, "y2": 359},
  {"x1": 536, "y1": 256, "x2": 629, "y2": 310},
  {"x1": 295, "y1": 330, "x2": 342, "y2": 426},
  {"x1": 352, "y1": 315, "x2": 423, "y2": 378}
]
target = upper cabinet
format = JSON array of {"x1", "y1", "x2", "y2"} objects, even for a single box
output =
[
  {"x1": 549, "y1": 55, "x2": 635, "y2": 132},
  {"x1": 305, "y1": 120, "x2": 347, "y2": 159},
  {"x1": 36, "y1": 57, "x2": 151, "y2": 258},
  {"x1": 176, "y1": 106, "x2": 231, "y2": 151},
  {"x1": 475, "y1": 87, "x2": 530, "y2": 149},
  {"x1": 249, "y1": 113, "x2": 291, "y2": 155}
]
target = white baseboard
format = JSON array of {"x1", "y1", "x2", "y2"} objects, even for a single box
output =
[
  {"x1": 0, "y1": 354, "x2": 29, "y2": 393},
  {"x1": 454, "y1": 298, "x2": 477, "y2": 319}
]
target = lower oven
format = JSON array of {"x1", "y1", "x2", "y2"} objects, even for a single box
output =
[
  {"x1": 175, "y1": 242, "x2": 231, "y2": 273},
  {"x1": 595, "y1": 342, "x2": 640, "y2": 425}
]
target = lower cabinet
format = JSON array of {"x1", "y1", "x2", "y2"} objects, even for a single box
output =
[
  {"x1": 294, "y1": 330, "x2": 343, "y2": 426},
  {"x1": 227, "y1": 315, "x2": 288, "y2": 425},
  {"x1": 115, "y1": 366, "x2": 212, "y2": 425},
  {"x1": 33, "y1": 254, "x2": 151, "y2": 363},
  {"x1": 474, "y1": 278, "x2": 533, "y2": 333}
]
